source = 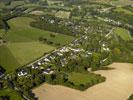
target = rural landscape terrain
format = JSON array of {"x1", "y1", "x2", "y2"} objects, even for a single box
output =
[{"x1": 0, "y1": 0, "x2": 133, "y2": 100}]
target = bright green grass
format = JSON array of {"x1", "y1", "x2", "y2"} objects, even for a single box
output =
[
  {"x1": 6, "y1": 42, "x2": 55, "y2": 66},
  {"x1": 0, "y1": 46, "x2": 20, "y2": 73},
  {"x1": 114, "y1": 7, "x2": 133, "y2": 15},
  {"x1": 113, "y1": 28, "x2": 132, "y2": 41},
  {"x1": 6, "y1": 17, "x2": 74, "y2": 45},
  {"x1": 68, "y1": 72, "x2": 101, "y2": 85},
  {"x1": 0, "y1": 88, "x2": 23, "y2": 100}
]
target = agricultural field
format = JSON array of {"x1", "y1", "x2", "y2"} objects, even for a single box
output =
[
  {"x1": 114, "y1": 7, "x2": 133, "y2": 15},
  {"x1": 6, "y1": 42, "x2": 55, "y2": 66},
  {"x1": 110, "y1": 0, "x2": 133, "y2": 6},
  {"x1": 113, "y1": 28, "x2": 132, "y2": 41},
  {"x1": 0, "y1": 17, "x2": 74, "y2": 72},
  {"x1": 0, "y1": 46, "x2": 20, "y2": 73},
  {"x1": 94, "y1": 0, "x2": 133, "y2": 6}
]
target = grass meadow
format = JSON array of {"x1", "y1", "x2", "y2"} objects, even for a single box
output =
[
  {"x1": 0, "y1": 17, "x2": 74, "y2": 73},
  {"x1": 113, "y1": 28, "x2": 132, "y2": 41}
]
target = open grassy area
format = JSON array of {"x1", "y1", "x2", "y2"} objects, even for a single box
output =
[
  {"x1": 6, "y1": 42, "x2": 55, "y2": 66},
  {"x1": 0, "y1": 46, "x2": 20, "y2": 72},
  {"x1": 6, "y1": 17, "x2": 74, "y2": 44},
  {"x1": 113, "y1": 28, "x2": 132, "y2": 41},
  {"x1": 0, "y1": 17, "x2": 74, "y2": 73},
  {"x1": 111, "y1": 0, "x2": 133, "y2": 6},
  {"x1": 94, "y1": 0, "x2": 133, "y2": 6},
  {"x1": 0, "y1": 88, "x2": 23, "y2": 100},
  {"x1": 68, "y1": 72, "x2": 104, "y2": 86},
  {"x1": 114, "y1": 7, "x2": 133, "y2": 15}
]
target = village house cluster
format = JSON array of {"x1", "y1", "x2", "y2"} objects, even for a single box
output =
[{"x1": 17, "y1": 35, "x2": 89, "y2": 77}]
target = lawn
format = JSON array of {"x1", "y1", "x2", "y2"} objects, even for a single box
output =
[
  {"x1": 0, "y1": 88, "x2": 23, "y2": 100},
  {"x1": 0, "y1": 17, "x2": 74, "y2": 73},
  {"x1": 68, "y1": 72, "x2": 104, "y2": 86},
  {"x1": 113, "y1": 28, "x2": 132, "y2": 41}
]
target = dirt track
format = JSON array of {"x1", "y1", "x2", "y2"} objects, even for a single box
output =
[{"x1": 33, "y1": 63, "x2": 133, "y2": 100}]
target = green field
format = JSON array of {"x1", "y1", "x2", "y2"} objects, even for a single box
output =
[
  {"x1": 0, "y1": 17, "x2": 74, "y2": 73},
  {"x1": 94, "y1": 0, "x2": 133, "y2": 6},
  {"x1": 114, "y1": 7, "x2": 133, "y2": 15},
  {"x1": 68, "y1": 72, "x2": 103, "y2": 86},
  {"x1": 6, "y1": 17, "x2": 74, "y2": 44},
  {"x1": 111, "y1": 0, "x2": 133, "y2": 6},
  {"x1": 0, "y1": 88, "x2": 23, "y2": 100},
  {"x1": 0, "y1": 46, "x2": 20, "y2": 72},
  {"x1": 6, "y1": 42, "x2": 55, "y2": 66},
  {"x1": 113, "y1": 28, "x2": 132, "y2": 41}
]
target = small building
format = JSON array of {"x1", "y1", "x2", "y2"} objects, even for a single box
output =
[
  {"x1": 17, "y1": 70, "x2": 28, "y2": 77},
  {"x1": 43, "y1": 68, "x2": 54, "y2": 75},
  {"x1": 44, "y1": 58, "x2": 50, "y2": 62},
  {"x1": 31, "y1": 64, "x2": 39, "y2": 69}
]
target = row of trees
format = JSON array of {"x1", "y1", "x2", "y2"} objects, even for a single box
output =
[
  {"x1": 30, "y1": 20, "x2": 75, "y2": 36},
  {"x1": 38, "y1": 36, "x2": 61, "y2": 47}
]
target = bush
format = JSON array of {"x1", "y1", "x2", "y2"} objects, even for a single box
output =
[
  {"x1": 50, "y1": 34, "x2": 56, "y2": 38},
  {"x1": 128, "y1": 95, "x2": 133, "y2": 100}
]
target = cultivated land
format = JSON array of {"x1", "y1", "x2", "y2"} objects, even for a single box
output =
[
  {"x1": 114, "y1": 7, "x2": 133, "y2": 15},
  {"x1": 0, "y1": 17, "x2": 74, "y2": 72},
  {"x1": 6, "y1": 42, "x2": 55, "y2": 65},
  {"x1": 94, "y1": 0, "x2": 133, "y2": 6},
  {"x1": 113, "y1": 27, "x2": 132, "y2": 41},
  {"x1": 33, "y1": 63, "x2": 133, "y2": 100}
]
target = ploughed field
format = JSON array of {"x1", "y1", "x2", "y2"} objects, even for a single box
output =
[
  {"x1": 33, "y1": 63, "x2": 133, "y2": 100},
  {"x1": 0, "y1": 17, "x2": 74, "y2": 73}
]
